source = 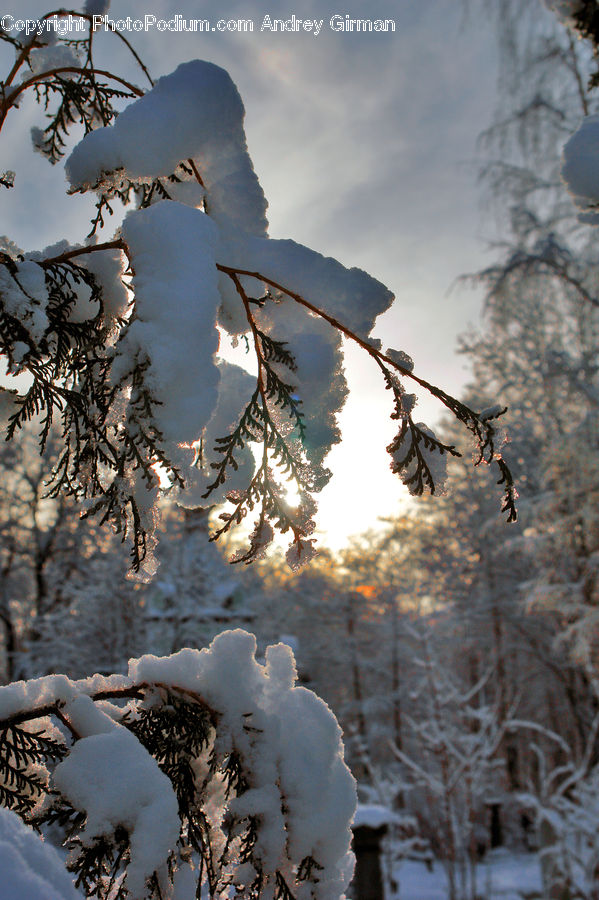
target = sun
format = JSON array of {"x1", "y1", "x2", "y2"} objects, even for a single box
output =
[{"x1": 284, "y1": 478, "x2": 302, "y2": 508}]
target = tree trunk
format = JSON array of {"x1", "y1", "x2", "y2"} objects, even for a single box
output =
[{"x1": 538, "y1": 816, "x2": 573, "y2": 900}]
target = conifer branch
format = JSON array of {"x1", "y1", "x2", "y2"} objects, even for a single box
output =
[
  {"x1": 0, "y1": 67, "x2": 142, "y2": 133},
  {"x1": 0, "y1": 16, "x2": 519, "y2": 574},
  {"x1": 14, "y1": 244, "x2": 516, "y2": 567},
  {"x1": 206, "y1": 272, "x2": 314, "y2": 562},
  {"x1": 3, "y1": 11, "x2": 88, "y2": 89},
  {"x1": 0, "y1": 679, "x2": 319, "y2": 900},
  {"x1": 40, "y1": 240, "x2": 125, "y2": 266},
  {"x1": 217, "y1": 264, "x2": 518, "y2": 520}
]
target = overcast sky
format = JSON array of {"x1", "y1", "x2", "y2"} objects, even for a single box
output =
[{"x1": 0, "y1": 0, "x2": 506, "y2": 547}]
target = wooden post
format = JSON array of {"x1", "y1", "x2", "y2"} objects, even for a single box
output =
[
  {"x1": 350, "y1": 824, "x2": 387, "y2": 900},
  {"x1": 486, "y1": 801, "x2": 503, "y2": 849}
]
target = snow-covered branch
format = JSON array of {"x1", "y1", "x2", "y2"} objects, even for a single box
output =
[
  {"x1": 0, "y1": 10, "x2": 516, "y2": 575},
  {"x1": 0, "y1": 629, "x2": 356, "y2": 900}
]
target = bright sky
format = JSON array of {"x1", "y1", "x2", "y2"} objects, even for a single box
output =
[{"x1": 0, "y1": 0, "x2": 504, "y2": 549}]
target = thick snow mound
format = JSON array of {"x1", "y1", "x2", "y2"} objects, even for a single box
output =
[
  {"x1": 116, "y1": 201, "x2": 221, "y2": 445},
  {"x1": 0, "y1": 806, "x2": 81, "y2": 900},
  {"x1": 54, "y1": 725, "x2": 180, "y2": 898},
  {"x1": 66, "y1": 60, "x2": 268, "y2": 235},
  {"x1": 220, "y1": 229, "x2": 394, "y2": 341}
]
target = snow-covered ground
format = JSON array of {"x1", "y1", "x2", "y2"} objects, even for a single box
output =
[{"x1": 396, "y1": 849, "x2": 542, "y2": 899}]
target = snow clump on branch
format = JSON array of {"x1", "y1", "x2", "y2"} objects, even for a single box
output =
[
  {"x1": 0, "y1": 806, "x2": 81, "y2": 900},
  {"x1": 66, "y1": 59, "x2": 269, "y2": 236},
  {"x1": 129, "y1": 630, "x2": 357, "y2": 898},
  {"x1": 117, "y1": 201, "x2": 221, "y2": 445},
  {"x1": 54, "y1": 718, "x2": 180, "y2": 897},
  {"x1": 0, "y1": 630, "x2": 357, "y2": 900}
]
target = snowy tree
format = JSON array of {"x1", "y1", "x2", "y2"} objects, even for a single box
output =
[
  {"x1": 144, "y1": 506, "x2": 259, "y2": 656},
  {"x1": 375, "y1": 444, "x2": 599, "y2": 796},
  {"x1": 388, "y1": 627, "x2": 512, "y2": 900},
  {"x1": 0, "y1": 4, "x2": 516, "y2": 579},
  {"x1": 519, "y1": 712, "x2": 599, "y2": 899},
  {"x1": 0, "y1": 419, "x2": 145, "y2": 683},
  {"x1": 456, "y1": 0, "x2": 599, "y2": 681}
]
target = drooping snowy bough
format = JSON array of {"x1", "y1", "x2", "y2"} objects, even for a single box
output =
[
  {"x1": 0, "y1": 10, "x2": 516, "y2": 575},
  {"x1": 0, "y1": 630, "x2": 356, "y2": 900}
]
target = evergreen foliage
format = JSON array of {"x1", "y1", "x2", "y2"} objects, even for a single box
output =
[
  {"x1": 0, "y1": 721, "x2": 66, "y2": 817},
  {"x1": 0, "y1": 6, "x2": 516, "y2": 574},
  {"x1": 0, "y1": 668, "x2": 340, "y2": 900}
]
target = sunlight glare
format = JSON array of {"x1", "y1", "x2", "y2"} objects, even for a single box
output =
[{"x1": 284, "y1": 478, "x2": 301, "y2": 508}]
